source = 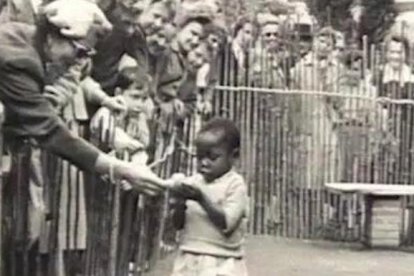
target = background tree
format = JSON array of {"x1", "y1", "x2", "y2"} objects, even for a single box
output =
[
  {"x1": 308, "y1": 0, "x2": 354, "y2": 31},
  {"x1": 359, "y1": 0, "x2": 396, "y2": 45}
]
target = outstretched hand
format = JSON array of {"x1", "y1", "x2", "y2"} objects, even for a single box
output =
[{"x1": 122, "y1": 164, "x2": 167, "y2": 195}]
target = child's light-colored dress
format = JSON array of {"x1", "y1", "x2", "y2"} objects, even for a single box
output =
[{"x1": 171, "y1": 170, "x2": 249, "y2": 276}]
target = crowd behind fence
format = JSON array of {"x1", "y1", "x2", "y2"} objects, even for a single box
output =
[
  {"x1": 2, "y1": 43, "x2": 414, "y2": 275},
  {"x1": 1, "y1": 1, "x2": 414, "y2": 275},
  {"x1": 4, "y1": 39, "x2": 414, "y2": 275}
]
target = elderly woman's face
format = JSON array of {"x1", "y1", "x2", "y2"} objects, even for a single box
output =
[
  {"x1": 139, "y1": 3, "x2": 169, "y2": 35},
  {"x1": 177, "y1": 21, "x2": 204, "y2": 54},
  {"x1": 261, "y1": 23, "x2": 280, "y2": 51}
]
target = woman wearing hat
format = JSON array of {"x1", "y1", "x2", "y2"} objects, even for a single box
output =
[
  {"x1": 92, "y1": 0, "x2": 175, "y2": 95},
  {"x1": 0, "y1": 0, "x2": 169, "y2": 199}
]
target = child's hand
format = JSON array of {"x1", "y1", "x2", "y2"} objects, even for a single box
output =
[
  {"x1": 173, "y1": 99, "x2": 186, "y2": 118},
  {"x1": 165, "y1": 173, "x2": 187, "y2": 189},
  {"x1": 177, "y1": 183, "x2": 202, "y2": 201}
]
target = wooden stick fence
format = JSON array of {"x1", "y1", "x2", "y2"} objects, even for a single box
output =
[{"x1": 4, "y1": 33, "x2": 414, "y2": 275}]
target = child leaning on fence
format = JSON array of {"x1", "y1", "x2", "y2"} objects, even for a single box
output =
[
  {"x1": 90, "y1": 65, "x2": 154, "y2": 165},
  {"x1": 168, "y1": 118, "x2": 249, "y2": 276}
]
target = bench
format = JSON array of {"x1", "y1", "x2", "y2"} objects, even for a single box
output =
[{"x1": 325, "y1": 183, "x2": 414, "y2": 248}]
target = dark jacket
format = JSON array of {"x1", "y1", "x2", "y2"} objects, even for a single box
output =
[
  {"x1": 0, "y1": 22, "x2": 100, "y2": 171},
  {"x1": 91, "y1": 6, "x2": 148, "y2": 95}
]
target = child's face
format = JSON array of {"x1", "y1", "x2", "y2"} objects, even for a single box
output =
[
  {"x1": 158, "y1": 79, "x2": 181, "y2": 102},
  {"x1": 195, "y1": 131, "x2": 235, "y2": 183},
  {"x1": 123, "y1": 86, "x2": 148, "y2": 115}
]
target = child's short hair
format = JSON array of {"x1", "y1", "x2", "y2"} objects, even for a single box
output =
[
  {"x1": 118, "y1": 66, "x2": 152, "y2": 91},
  {"x1": 198, "y1": 118, "x2": 240, "y2": 152}
]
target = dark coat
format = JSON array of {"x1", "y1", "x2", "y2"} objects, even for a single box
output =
[
  {"x1": 0, "y1": 22, "x2": 100, "y2": 171},
  {"x1": 91, "y1": 5, "x2": 148, "y2": 95}
]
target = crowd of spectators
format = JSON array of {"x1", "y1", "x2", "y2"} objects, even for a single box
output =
[{"x1": 1, "y1": 0, "x2": 414, "y2": 274}]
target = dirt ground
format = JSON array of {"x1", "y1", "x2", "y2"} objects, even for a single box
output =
[{"x1": 147, "y1": 235, "x2": 414, "y2": 276}]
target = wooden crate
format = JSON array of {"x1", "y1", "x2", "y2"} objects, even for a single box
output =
[{"x1": 364, "y1": 196, "x2": 401, "y2": 247}]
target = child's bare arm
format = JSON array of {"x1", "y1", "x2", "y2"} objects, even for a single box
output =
[
  {"x1": 180, "y1": 179, "x2": 248, "y2": 235},
  {"x1": 178, "y1": 184, "x2": 227, "y2": 231},
  {"x1": 198, "y1": 191, "x2": 227, "y2": 231}
]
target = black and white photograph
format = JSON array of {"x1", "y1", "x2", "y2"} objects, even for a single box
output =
[{"x1": 0, "y1": 0, "x2": 414, "y2": 275}]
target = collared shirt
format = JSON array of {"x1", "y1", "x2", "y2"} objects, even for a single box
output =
[
  {"x1": 382, "y1": 63, "x2": 413, "y2": 86},
  {"x1": 180, "y1": 170, "x2": 248, "y2": 258}
]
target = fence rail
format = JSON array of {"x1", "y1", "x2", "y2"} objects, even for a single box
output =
[
  {"x1": 211, "y1": 86, "x2": 414, "y2": 241},
  {"x1": 3, "y1": 35, "x2": 414, "y2": 275}
]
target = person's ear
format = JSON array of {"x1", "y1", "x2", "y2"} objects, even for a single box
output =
[
  {"x1": 114, "y1": 87, "x2": 122, "y2": 96},
  {"x1": 232, "y1": 148, "x2": 240, "y2": 159}
]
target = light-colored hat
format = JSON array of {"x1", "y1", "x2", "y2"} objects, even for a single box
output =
[
  {"x1": 42, "y1": 0, "x2": 112, "y2": 39},
  {"x1": 266, "y1": 0, "x2": 295, "y2": 15},
  {"x1": 257, "y1": 12, "x2": 280, "y2": 27},
  {"x1": 174, "y1": 2, "x2": 214, "y2": 27}
]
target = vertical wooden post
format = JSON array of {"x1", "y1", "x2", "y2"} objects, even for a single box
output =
[{"x1": 0, "y1": 102, "x2": 4, "y2": 276}]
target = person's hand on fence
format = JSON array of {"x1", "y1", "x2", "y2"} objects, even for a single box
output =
[
  {"x1": 102, "y1": 95, "x2": 127, "y2": 114},
  {"x1": 173, "y1": 99, "x2": 186, "y2": 119},
  {"x1": 114, "y1": 127, "x2": 144, "y2": 152},
  {"x1": 196, "y1": 99, "x2": 212, "y2": 116}
]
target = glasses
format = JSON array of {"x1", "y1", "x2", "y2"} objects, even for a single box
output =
[
  {"x1": 263, "y1": 32, "x2": 279, "y2": 39},
  {"x1": 71, "y1": 40, "x2": 96, "y2": 58}
]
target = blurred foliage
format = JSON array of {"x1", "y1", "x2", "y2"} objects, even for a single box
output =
[
  {"x1": 359, "y1": 0, "x2": 396, "y2": 45},
  {"x1": 308, "y1": 0, "x2": 353, "y2": 31},
  {"x1": 309, "y1": 0, "x2": 396, "y2": 45}
]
